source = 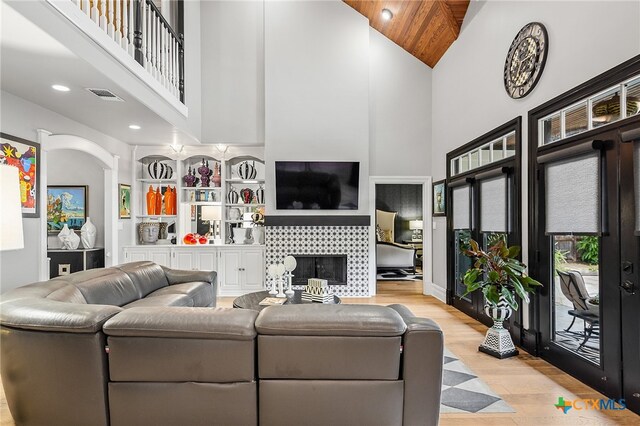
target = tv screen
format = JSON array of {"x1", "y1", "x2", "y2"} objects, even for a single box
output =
[{"x1": 275, "y1": 161, "x2": 360, "y2": 210}]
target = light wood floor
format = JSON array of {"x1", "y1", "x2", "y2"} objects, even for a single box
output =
[{"x1": 1, "y1": 280, "x2": 638, "y2": 425}]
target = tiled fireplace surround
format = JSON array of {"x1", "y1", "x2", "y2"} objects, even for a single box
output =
[{"x1": 265, "y1": 225, "x2": 370, "y2": 297}]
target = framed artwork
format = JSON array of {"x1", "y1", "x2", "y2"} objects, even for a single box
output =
[
  {"x1": 47, "y1": 185, "x2": 88, "y2": 232},
  {"x1": 433, "y1": 180, "x2": 446, "y2": 217},
  {"x1": 0, "y1": 132, "x2": 40, "y2": 217},
  {"x1": 119, "y1": 184, "x2": 131, "y2": 219}
]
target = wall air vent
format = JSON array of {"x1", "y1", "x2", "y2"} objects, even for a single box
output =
[{"x1": 85, "y1": 88, "x2": 124, "y2": 102}]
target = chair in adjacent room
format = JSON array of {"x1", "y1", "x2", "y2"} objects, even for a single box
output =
[{"x1": 375, "y1": 210, "x2": 416, "y2": 273}]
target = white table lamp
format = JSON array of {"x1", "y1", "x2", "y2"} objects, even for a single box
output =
[
  {"x1": 201, "y1": 205, "x2": 222, "y2": 242},
  {"x1": 0, "y1": 165, "x2": 24, "y2": 251},
  {"x1": 409, "y1": 220, "x2": 423, "y2": 241}
]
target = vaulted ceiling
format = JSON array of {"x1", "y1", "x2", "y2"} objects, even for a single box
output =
[{"x1": 344, "y1": 0, "x2": 470, "y2": 67}]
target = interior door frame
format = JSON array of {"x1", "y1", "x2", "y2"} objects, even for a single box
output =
[
  {"x1": 368, "y1": 176, "x2": 432, "y2": 297},
  {"x1": 527, "y1": 55, "x2": 640, "y2": 405},
  {"x1": 445, "y1": 117, "x2": 523, "y2": 339}
]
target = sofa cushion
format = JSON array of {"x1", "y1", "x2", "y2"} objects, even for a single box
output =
[
  {"x1": 123, "y1": 294, "x2": 194, "y2": 309},
  {"x1": 54, "y1": 268, "x2": 139, "y2": 307},
  {"x1": 147, "y1": 282, "x2": 214, "y2": 307},
  {"x1": 116, "y1": 261, "x2": 169, "y2": 298},
  {"x1": 255, "y1": 304, "x2": 407, "y2": 336}
]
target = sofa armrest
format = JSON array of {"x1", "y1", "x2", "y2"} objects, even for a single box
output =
[
  {"x1": 0, "y1": 298, "x2": 122, "y2": 333},
  {"x1": 103, "y1": 307, "x2": 257, "y2": 340},
  {"x1": 387, "y1": 304, "x2": 444, "y2": 426},
  {"x1": 161, "y1": 266, "x2": 217, "y2": 286},
  {"x1": 376, "y1": 241, "x2": 415, "y2": 250}
]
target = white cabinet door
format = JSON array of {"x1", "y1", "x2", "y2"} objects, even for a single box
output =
[
  {"x1": 125, "y1": 248, "x2": 148, "y2": 263},
  {"x1": 242, "y1": 249, "x2": 264, "y2": 290},
  {"x1": 173, "y1": 250, "x2": 197, "y2": 270},
  {"x1": 148, "y1": 250, "x2": 172, "y2": 268},
  {"x1": 219, "y1": 250, "x2": 242, "y2": 295},
  {"x1": 197, "y1": 251, "x2": 217, "y2": 272}
]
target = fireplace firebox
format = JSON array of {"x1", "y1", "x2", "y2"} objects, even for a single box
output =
[{"x1": 292, "y1": 255, "x2": 347, "y2": 286}]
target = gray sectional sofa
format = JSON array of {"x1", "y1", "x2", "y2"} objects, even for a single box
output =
[{"x1": 0, "y1": 261, "x2": 444, "y2": 426}]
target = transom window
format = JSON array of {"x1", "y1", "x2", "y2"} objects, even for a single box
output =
[
  {"x1": 450, "y1": 131, "x2": 516, "y2": 176},
  {"x1": 539, "y1": 75, "x2": 640, "y2": 146}
]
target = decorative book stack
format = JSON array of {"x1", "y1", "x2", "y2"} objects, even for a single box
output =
[{"x1": 302, "y1": 278, "x2": 334, "y2": 303}]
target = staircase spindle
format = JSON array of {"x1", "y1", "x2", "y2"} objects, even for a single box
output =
[
  {"x1": 122, "y1": 0, "x2": 129, "y2": 51},
  {"x1": 128, "y1": 0, "x2": 134, "y2": 55},
  {"x1": 100, "y1": 0, "x2": 107, "y2": 31},
  {"x1": 107, "y1": 0, "x2": 115, "y2": 39},
  {"x1": 89, "y1": 0, "x2": 98, "y2": 22},
  {"x1": 115, "y1": 0, "x2": 122, "y2": 44}
]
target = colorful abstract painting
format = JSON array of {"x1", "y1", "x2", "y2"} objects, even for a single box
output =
[
  {"x1": 119, "y1": 184, "x2": 131, "y2": 219},
  {"x1": 0, "y1": 133, "x2": 40, "y2": 217},
  {"x1": 47, "y1": 186, "x2": 87, "y2": 231}
]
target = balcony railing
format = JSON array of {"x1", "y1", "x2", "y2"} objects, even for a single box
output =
[{"x1": 69, "y1": 0, "x2": 184, "y2": 103}]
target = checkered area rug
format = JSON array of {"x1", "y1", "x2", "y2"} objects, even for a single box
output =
[{"x1": 441, "y1": 348, "x2": 515, "y2": 414}]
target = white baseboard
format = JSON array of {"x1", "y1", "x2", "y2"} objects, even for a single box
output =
[{"x1": 427, "y1": 283, "x2": 447, "y2": 303}]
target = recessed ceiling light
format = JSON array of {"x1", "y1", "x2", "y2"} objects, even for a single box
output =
[
  {"x1": 129, "y1": 124, "x2": 141, "y2": 130},
  {"x1": 381, "y1": 8, "x2": 393, "y2": 21},
  {"x1": 52, "y1": 84, "x2": 70, "y2": 92}
]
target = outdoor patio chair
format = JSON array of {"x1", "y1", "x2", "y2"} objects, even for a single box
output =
[{"x1": 557, "y1": 270, "x2": 599, "y2": 350}]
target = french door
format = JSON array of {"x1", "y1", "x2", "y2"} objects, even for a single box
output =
[
  {"x1": 446, "y1": 119, "x2": 522, "y2": 334},
  {"x1": 534, "y1": 118, "x2": 640, "y2": 411}
]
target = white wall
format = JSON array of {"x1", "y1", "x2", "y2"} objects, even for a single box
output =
[
  {"x1": 430, "y1": 1, "x2": 640, "y2": 293},
  {"x1": 0, "y1": 91, "x2": 132, "y2": 292},
  {"x1": 182, "y1": 0, "x2": 202, "y2": 141},
  {"x1": 46, "y1": 150, "x2": 105, "y2": 249},
  {"x1": 369, "y1": 28, "x2": 432, "y2": 177},
  {"x1": 200, "y1": 0, "x2": 264, "y2": 145},
  {"x1": 264, "y1": 0, "x2": 370, "y2": 215}
]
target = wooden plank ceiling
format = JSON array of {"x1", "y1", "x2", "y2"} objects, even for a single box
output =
[{"x1": 344, "y1": 0, "x2": 470, "y2": 67}]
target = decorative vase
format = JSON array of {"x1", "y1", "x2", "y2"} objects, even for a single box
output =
[
  {"x1": 255, "y1": 185, "x2": 264, "y2": 204},
  {"x1": 198, "y1": 158, "x2": 211, "y2": 187},
  {"x1": 165, "y1": 165, "x2": 173, "y2": 179},
  {"x1": 183, "y1": 166, "x2": 197, "y2": 187},
  {"x1": 58, "y1": 224, "x2": 80, "y2": 250},
  {"x1": 240, "y1": 188, "x2": 254, "y2": 204},
  {"x1": 252, "y1": 226, "x2": 264, "y2": 245},
  {"x1": 227, "y1": 188, "x2": 240, "y2": 204},
  {"x1": 212, "y1": 162, "x2": 221, "y2": 187},
  {"x1": 148, "y1": 160, "x2": 166, "y2": 179},
  {"x1": 138, "y1": 222, "x2": 160, "y2": 245},
  {"x1": 233, "y1": 227, "x2": 247, "y2": 244},
  {"x1": 155, "y1": 187, "x2": 162, "y2": 215},
  {"x1": 80, "y1": 217, "x2": 97, "y2": 249},
  {"x1": 479, "y1": 294, "x2": 518, "y2": 359},
  {"x1": 251, "y1": 211, "x2": 264, "y2": 224},
  {"x1": 146, "y1": 185, "x2": 156, "y2": 215},
  {"x1": 164, "y1": 187, "x2": 174, "y2": 215},
  {"x1": 237, "y1": 161, "x2": 257, "y2": 180}
]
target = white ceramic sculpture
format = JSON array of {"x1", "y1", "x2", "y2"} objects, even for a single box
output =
[
  {"x1": 275, "y1": 263, "x2": 286, "y2": 298},
  {"x1": 252, "y1": 226, "x2": 264, "y2": 245},
  {"x1": 81, "y1": 217, "x2": 97, "y2": 249},
  {"x1": 233, "y1": 227, "x2": 247, "y2": 244},
  {"x1": 58, "y1": 224, "x2": 80, "y2": 250},
  {"x1": 267, "y1": 264, "x2": 279, "y2": 295},
  {"x1": 283, "y1": 256, "x2": 297, "y2": 297}
]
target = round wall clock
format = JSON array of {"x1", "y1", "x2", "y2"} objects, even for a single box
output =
[{"x1": 503, "y1": 22, "x2": 548, "y2": 99}]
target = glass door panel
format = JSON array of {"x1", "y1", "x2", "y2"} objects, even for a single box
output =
[
  {"x1": 552, "y1": 235, "x2": 601, "y2": 365},
  {"x1": 454, "y1": 229, "x2": 472, "y2": 301}
]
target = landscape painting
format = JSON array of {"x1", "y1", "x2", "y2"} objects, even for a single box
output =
[
  {"x1": 47, "y1": 186, "x2": 88, "y2": 232},
  {"x1": 119, "y1": 184, "x2": 131, "y2": 219}
]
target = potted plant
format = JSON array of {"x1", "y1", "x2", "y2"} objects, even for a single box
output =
[{"x1": 463, "y1": 239, "x2": 542, "y2": 359}]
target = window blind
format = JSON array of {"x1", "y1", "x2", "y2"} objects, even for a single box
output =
[
  {"x1": 545, "y1": 152, "x2": 601, "y2": 234},
  {"x1": 480, "y1": 175, "x2": 508, "y2": 233},
  {"x1": 452, "y1": 185, "x2": 471, "y2": 230}
]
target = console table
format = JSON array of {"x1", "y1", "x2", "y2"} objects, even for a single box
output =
[
  {"x1": 233, "y1": 289, "x2": 341, "y2": 311},
  {"x1": 47, "y1": 248, "x2": 105, "y2": 278}
]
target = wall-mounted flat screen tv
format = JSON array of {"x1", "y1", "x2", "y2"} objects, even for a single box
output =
[{"x1": 275, "y1": 161, "x2": 360, "y2": 210}]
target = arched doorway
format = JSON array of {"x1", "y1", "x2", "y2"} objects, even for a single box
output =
[{"x1": 37, "y1": 130, "x2": 119, "y2": 280}]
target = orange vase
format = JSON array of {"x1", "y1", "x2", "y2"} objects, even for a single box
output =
[
  {"x1": 172, "y1": 186, "x2": 177, "y2": 214},
  {"x1": 146, "y1": 185, "x2": 156, "y2": 215},
  {"x1": 155, "y1": 188, "x2": 162, "y2": 215},
  {"x1": 165, "y1": 187, "x2": 173, "y2": 215}
]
